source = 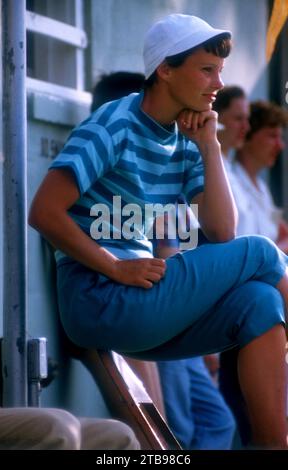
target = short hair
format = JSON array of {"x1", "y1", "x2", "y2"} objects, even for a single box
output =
[
  {"x1": 91, "y1": 71, "x2": 145, "y2": 112},
  {"x1": 212, "y1": 85, "x2": 246, "y2": 114},
  {"x1": 144, "y1": 33, "x2": 232, "y2": 89},
  {"x1": 247, "y1": 100, "x2": 288, "y2": 139}
]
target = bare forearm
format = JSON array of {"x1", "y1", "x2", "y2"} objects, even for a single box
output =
[
  {"x1": 178, "y1": 110, "x2": 237, "y2": 242},
  {"x1": 198, "y1": 141, "x2": 237, "y2": 241},
  {"x1": 29, "y1": 210, "x2": 118, "y2": 277},
  {"x1": 29, "y1": 209, "x2": 167, "y2": 288}
]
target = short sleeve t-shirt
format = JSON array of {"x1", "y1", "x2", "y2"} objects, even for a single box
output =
[{"x1": 50, "y1": 92, "x2": 204, "y2": 261}]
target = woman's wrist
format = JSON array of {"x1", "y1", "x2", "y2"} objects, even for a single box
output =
[{"x1": 198, "y1": 140, "x2": 221, "y2": 160}]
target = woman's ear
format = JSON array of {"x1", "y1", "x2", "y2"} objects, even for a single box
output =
[{"x1": 156, "y1": 62, "x2": 172, "y2": 82}]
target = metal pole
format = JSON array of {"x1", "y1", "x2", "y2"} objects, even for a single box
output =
[{"x1": 2, "y1": 0, "x2": 27, "y2": 406}]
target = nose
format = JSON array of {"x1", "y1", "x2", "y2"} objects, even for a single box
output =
[{"x1": 213, "y1": 72, "x2": 224, "y2": 91}]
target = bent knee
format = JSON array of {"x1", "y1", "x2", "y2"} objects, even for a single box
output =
[{"x1": 235, "y1": 282, "x2": 285, "y2": 346}]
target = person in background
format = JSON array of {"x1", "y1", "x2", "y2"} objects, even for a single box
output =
[
  {"x1": 211, "y1": 85, "x2": 251, "y2": 446},
  {"x1": 0, "y1": 407, "x2": 140, "y2": 450},
  {"x1": 29, "y1": 14, "x2": 288, "y2": 449},
  {"x1": 212, "y1": 85, "x2": 250, "y2": 173},
  {"x1": 232, "y1": 100, "x2": 288, "y2": 252},
  {"x1": 218, "y1": 99, "x2": 288, "y2": 447},
  {"x1": 91, "y1": 72, "x2": 145, "y2": 111}
]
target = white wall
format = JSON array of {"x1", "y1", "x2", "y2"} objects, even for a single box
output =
[{"x1": 89, "y1": 0, "x2": 269, "y2": 100}]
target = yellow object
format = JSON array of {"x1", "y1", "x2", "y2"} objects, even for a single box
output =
[{"x1": 266, "y1": 0, "x2": 288, "y2": 62}]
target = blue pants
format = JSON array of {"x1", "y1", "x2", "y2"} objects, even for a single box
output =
[
  {"x1": 157, "y1": 357, "x2": 235, "y2": 449},
  {"x1": 56, "y1": 235, "x2": 286, "y2": 358}
]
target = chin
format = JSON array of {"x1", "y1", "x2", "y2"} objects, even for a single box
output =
[
  {"x1": 194, "y1": 103, "x2": 212, "y2": 112},
  {"x1": 187, "y1": 100, "x2": 211, "y2": 112}
]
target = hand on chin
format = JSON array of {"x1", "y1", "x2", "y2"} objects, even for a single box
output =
[{"x1": 177, "y1": 108, "x2": 218, "y2": 145}]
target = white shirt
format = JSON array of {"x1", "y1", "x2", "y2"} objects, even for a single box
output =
[{"x1": 229, "y1": 161, "x2": 282, "y2": 241}]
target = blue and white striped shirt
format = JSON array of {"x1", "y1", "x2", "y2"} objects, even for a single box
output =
[{"x1": 50, "y1": 91, "x2": 204, "y2": 261}]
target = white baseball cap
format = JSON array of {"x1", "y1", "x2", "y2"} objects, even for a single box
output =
[{"x1": 143, "y1": 14, "x2": 231, "y2": 79}]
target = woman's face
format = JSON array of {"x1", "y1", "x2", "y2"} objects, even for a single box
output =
[
  {"x1": 249, "y1": 126, "x2": 285, "y2": 168},
  {"x1": 219, "y1": 97, "x2": 250, "y2": 149},
  {"x1": 164, "y1": 49, "x2": 225, "y2": 112}
]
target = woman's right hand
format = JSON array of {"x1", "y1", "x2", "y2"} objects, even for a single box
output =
[
  {"x1": 177, "y1": 109, "x2": 219, "y2": 151},
  {"x1": 111, "y1": 258, "x2": 166, "y2": 289}
]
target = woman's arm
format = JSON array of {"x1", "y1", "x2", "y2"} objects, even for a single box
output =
[
  {"x1": 29, "y1": 169, "x2": 165, "y2": 288},
  {"x1": 178, "y1": 109, "x2": 238, "y2": 242}
]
